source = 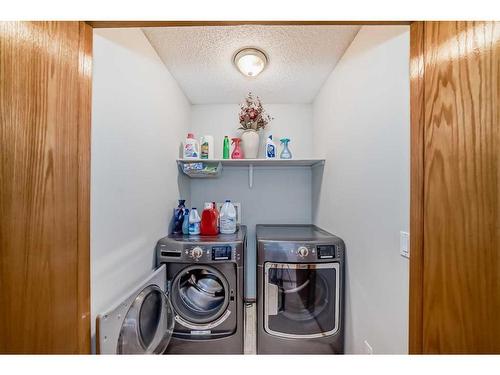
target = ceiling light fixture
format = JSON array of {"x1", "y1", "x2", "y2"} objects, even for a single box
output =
[{"x1": 233, "y1": 47, "x2": 268, "y2": 77}]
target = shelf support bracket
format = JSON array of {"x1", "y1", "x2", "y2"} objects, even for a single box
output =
[{"x1": 248, "y1": 163, "x2": 254, "y2": 189}]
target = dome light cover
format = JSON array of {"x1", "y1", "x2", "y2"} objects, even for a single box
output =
[{"x1": 233, "y1": 48, "x2": 268, "y2": 77}]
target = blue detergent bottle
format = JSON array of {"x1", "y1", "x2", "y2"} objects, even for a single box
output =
[
  {"x1": 280, "y1": 138, "x2": 292, "y2": 159},
  {"x1": 182, "y1": 209, "x2": 190, "y2": 235}
]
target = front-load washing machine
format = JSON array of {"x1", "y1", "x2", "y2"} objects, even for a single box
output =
[
  {"x1": 95, "y1": 226, "x2": 246, "y2": 354},
  {"x1": 256, "y1": 224, "x2": 345, "y2": 354},
  {"x1": 156, "y1": 225, "x2": 246, "y2": 354}
]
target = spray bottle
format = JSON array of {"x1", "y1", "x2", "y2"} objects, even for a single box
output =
[
  {"x1": 280, "y1": 138, "x2": 292, "y2": 159},
  {"x1": 231, "y1": 138, "x2": 243, "y2": 159}
]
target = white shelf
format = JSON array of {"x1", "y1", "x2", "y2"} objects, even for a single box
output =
[
  {"x1": 177, "y1": 158, "x2": 325, "y2": 167},
  {"x1": 177, "y1": 158, "x2": 325, "y2": 188}
]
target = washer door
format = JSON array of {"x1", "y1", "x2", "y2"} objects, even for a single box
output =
[
  {"x1": 117, "y1": 285, "x2": 174, "y2": 354},
  {"x1": 170, "y1": 265, "x2": 230, "y2": 325}
]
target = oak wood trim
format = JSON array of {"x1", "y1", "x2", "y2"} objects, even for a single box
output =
[
  {"x1": 421, "y1": 21, "x2": 499, "y2": 354},
  {"x1": 77, "y1": 21, "x2": 92, "y2": 354},
  {"x1": 408, "y1": 21, "x2": 425, "y2": 355},
  {"x1": 85, "y1": 20, "x2": 411, "y2": 28}
]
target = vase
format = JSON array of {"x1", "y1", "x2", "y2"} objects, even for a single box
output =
[{"x1": 241, "y1": 129, "x2": 260, "y2": 159}]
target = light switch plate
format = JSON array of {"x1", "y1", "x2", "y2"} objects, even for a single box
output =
[{"x1": 400, "y1": 231, "x2": 410, "y2": 258}]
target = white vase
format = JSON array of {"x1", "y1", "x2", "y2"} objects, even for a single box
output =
[{"x1": 241, "y1": 129, "x2": 260, "y2": 159}]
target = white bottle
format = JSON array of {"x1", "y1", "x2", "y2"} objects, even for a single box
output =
[
  {"x1": 219, "y1": 200, "x2": 237, "y2": 234},
  {"x1": 200, "y1": 135, "x2": 214, "y2": 160},
  {"x1": 188, "y1": 207, "x2": 201, "y2": 235},
  {"x1": 183, "y1": 133, "x2": 199, "y2": 159},
  {"x1": 265, "y1": 135, "x2": 277, "y2": 159}
]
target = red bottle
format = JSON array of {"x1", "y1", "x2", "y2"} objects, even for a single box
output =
[
  {"x1": 200, "y1": 203, "x2": 218, "y2": 235},
  {"x1": 231, "y1": 138, "x2": 243, "y2": 159}
]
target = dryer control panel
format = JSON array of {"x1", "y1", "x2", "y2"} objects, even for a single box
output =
[{"x1": 259, "y1": 240, "x2": 345, "y2": 264}]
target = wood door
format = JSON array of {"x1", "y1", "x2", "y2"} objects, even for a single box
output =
[
  {"x1": 0, "y1": 21, "x2": 92, "y2": 354},
  {"x1": 410, "y1": 21, "x2": 500, "y2": 354}
]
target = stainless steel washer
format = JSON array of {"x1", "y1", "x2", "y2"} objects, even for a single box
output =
[
  {"x1": 256, "y1": 224, "x2": 345, "y2": 354},
  {"x1": 156, "y1": 225, "x2": 246, "y2": 354}
]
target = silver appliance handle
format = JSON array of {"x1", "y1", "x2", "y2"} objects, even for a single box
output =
[{"x1": 267, "y1": 283, "x2": 279, "y2": 316}]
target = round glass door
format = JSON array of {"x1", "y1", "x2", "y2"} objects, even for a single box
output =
[
  {"x1": 170, "y1": 265, "x2": 230, "y2": 324},
  {"x1": 264, "y1": 262, "x2": 340, "y2": 338},
  {"x1": 117, "y1": 285, "x2": 174, "y2": 354}
]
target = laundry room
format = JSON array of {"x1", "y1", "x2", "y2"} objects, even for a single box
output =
[{"x1": 90, "y1": 24, "x2": 410, "y2": 355}]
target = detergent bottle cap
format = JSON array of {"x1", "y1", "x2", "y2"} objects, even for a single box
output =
[{"x1": 187, "y1": 133, "x2": 195, "y2": 139}]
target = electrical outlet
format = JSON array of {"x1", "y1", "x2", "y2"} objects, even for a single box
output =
[
  {"x1": 364, "y1": 340, "x2": 374, "y2": 354},
  {"x1": 400, "y1": 231, "x2": 410, "y2": 258}
]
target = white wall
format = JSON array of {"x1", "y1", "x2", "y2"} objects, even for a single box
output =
[
  {"x1": 190, "y1": 104, "x2": 314, "y2": 299},
  {"x1": 190, "y1": 167, "x2": 312, "y2": 299},
  {"x1": 91, "y1": 28, "x2": 190, "y2": 352},
  {"x1": 190, "y1": 104, "x2": 313, "y2": 159},
  {"x1": 312, "y1": 26, "x2": 410, "y2": 354}
]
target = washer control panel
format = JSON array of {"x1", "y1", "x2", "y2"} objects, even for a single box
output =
[
  {"x1": 157, "y1": 242, "x2": 242, "y2": 264},
  {"x1": 212, "y1": 245, "x2": 232, "y2": 261}
]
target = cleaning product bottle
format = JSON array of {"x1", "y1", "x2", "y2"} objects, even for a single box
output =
[
  {"x1": 280, "y1": 138, "x2": 292, "y2": 159},
  {"x1": 182, "y1": 208, "x2": 190, "y2": 235},
  {"x1": 223, "y1": 136, "x2": 230, "y2": 159},
  {"x1": 212, "y1": 201, "x2": 220, "y2": 232},
  {"x1": 188, "y1": 208, "x2": 201, "y2": 235},
  {"x1": 172, "y1": 199, "x2": 186, "y2": 234},
  {"x1": 183, "y1": 133, "x2": 199, "y2": 159},
  {"x1": 200, "y1": 135, "x2": 214, "y2": 160},
  {"x1": 220, "y1": 200, "x2": 237, "y2": 234},
  {"x1": 231, "y1": 138, "x2": 243, "y2": 159},
  {"x1": 200, "y1": 202, "x2": 218, "y2": 235},
  {"x1": 265, "y1": 135, "x2": 277, "y2": 159}
]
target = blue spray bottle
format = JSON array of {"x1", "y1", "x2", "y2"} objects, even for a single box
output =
[{"x1": 280, "y1": 138, "x2": 292, "y2": 159}]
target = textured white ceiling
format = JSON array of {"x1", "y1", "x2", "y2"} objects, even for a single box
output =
[{"x1": 142, "y1": 25, "x2": 360, "y2": 104}]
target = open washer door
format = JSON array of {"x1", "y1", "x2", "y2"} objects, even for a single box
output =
[{"x1": 97, "y1": 265, "x2": 174, "y2": 354}]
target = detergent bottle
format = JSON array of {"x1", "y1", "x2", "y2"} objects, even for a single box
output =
[
  {"x1": 265, "y1": 135, "x2": 277, "y2": 159},
  {"x1": 183, "y1": 133, "x2": 199, "y2": 159},
  {"x1": 172, "y1": 199, "x2": 186, "y2": 234},
  {"x1": 200, "y1": 202, "x2": 218, "y2": 235},
  {"x1": 188, "y1": 208, "x2": 201, "y2": 235},
  {"x1": 280, "y1": 138, "x2": 292, "y2": 159},
  {"x1": 231, "y1": 138, "x2": 243, "y2": 159},
  {"x1": 182, "y1": 209, "x2": 190, "y2": 235},
  {"x1": 223, "y1": 136, "x2": 230, "y2": 159}
]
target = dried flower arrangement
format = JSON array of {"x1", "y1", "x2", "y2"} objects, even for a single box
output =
[{"x1": 238, "y1": 92, "x2": 273, "y2": 131}]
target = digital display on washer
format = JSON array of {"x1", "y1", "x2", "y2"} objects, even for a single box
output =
[
  {"x1": 212, "y1": 246, "x2": 232, "y2": 260},
  {"x1": 317, "y1": 245, "x2": 335, "y2": 259}
]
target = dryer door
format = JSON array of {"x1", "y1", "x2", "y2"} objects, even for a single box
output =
[
  {"x1": 97, "y1": 265, "x2": 175, "y2": 354},
  {"x1": 264, "y1": 262, "x2": 340, "y2": 339}
]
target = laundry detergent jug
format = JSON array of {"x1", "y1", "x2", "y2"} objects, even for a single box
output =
[{"x1": 200, "y1": 202, "x2": 219, "y2": 235}]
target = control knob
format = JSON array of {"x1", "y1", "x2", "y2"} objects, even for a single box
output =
[
  {"x1": 190, "y1": 246, "x2": 203, "y2": 259},
  {"x1": 297, "y1": 246, "x2": 309, "y2": 257}
]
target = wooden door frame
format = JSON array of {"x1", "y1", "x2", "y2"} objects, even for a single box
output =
[{"x1": 84, "y1": 19, "x2": 422, "y2": 354}]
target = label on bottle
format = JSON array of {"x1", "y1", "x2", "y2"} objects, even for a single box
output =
[
  {"x1": 200, "y1": 142, "x2": 209, "y2": 159},
  {"x1": 189, "y1": 222, "x2": 200, "y2": 235},
  {"x1": 266, "y1": 144, "x2": 275, "y2": 158},
  {"x1": 184, "y1": 143, "x2": 198, "y2": 158},
  {"x1": 220, "y1": 217, "x2": 236, "y2": 233}
]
